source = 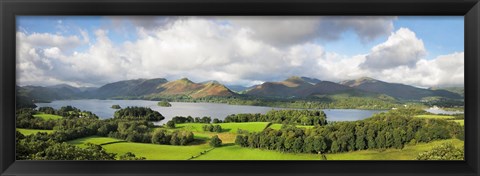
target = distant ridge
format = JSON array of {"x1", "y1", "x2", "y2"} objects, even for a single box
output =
[{"x1": 18, "y1": 76, "x2": 463, "y2": 101}]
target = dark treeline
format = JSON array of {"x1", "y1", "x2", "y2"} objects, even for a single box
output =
[
  {"x1": 171, "y1": 116, "x2": 213, "y2": 124},
  {"x1": 235, "y1": 108, "x2": 463, "y2": 154},
  {"x1": 224, "y1": 109, "x2": 327, "y2": 126},
  {"x1": 151, "y1": 129, "x2": 194, "y2": 145},
  {"x1": 145, "y1": 94, "x2": 398, "y2": 110},
  {"x1": 114, "y1": 106, "x2": 165, "y2": 121},
  {"x1": 39, "y1": 106, "x2": 99, "y2": 119},
  {"x1": 17, "y1": 107, "x2": 99, "y2": 130},
  {"x1": 16, "y1": 131, "x2": 144, "y2": 160}
]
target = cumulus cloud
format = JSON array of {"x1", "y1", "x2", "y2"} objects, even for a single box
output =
[
  {"x1": 377, "y1": 52, "x2": 464, "y2": 87},
  {"x1": 16, "y1": 17, "x2": 463, "y2": 88},
  {"x1": 360, "y1": 28, "x2": 426, "y2": 70},
  {"x1": 224, "y1": 16, "x2": 395, "y2": 47}
]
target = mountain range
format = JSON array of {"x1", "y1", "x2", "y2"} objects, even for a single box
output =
[{"x1": 17, "y1": 76, "x2": 463, "y2": 104}]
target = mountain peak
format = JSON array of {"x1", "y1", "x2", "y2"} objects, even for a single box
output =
[
  {"x1": 201, "y1": 80, "x2": 221, "y2": 85},
  {"x1": 286, "y1": 76, "x2": 302, "y2": 81},
  {"x1": 177, "y1": 78, "x2": 194, "y2": 84},
  {"x1": 282, "y1": 76, "x2": 310, "y2": 87},
  {"x1": 357, "y1": 77, "x2": 376, "y2": 81},
  {"x1": 300, "y1": 76, "x2": 321, "y2": 85}
]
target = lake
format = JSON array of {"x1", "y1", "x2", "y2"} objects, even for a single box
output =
[
  {"x1": 35, "y1": 100, "x2": 385, "y2": 124},
  {"x1": 425, "y1": 107, "x2": 464, "y2": 115}
]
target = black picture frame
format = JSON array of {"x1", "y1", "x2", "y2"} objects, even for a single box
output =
[{"x1": 1, "y1": 0, "x2": 479, "y2": 175}]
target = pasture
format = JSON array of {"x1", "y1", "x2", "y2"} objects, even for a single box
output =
[
  {"x1": 33, "y1": 113, "x2": 63, "y2": 120},
  {"x1": 101, "y1": 142, "x2": 211, "y2": 160},
  {"x1": 176, "y1": 122, "x2": 270, "y2": 133},
  {"x1": 17, "y1": 128, "x2": 55, "y2": 135},
  {"x1": 67, "y1": 136, "x2": 125, "y2": 147},
  {"x1": 414, "y1": 115, "x2": 454, "y2": 119}
]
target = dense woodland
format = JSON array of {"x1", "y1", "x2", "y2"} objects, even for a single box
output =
[
  {"x1": 224, "y1": 109, "x2": 328, "y2": 126},
  {"x1": 235, "y1": 108, "x2": 463, "y2": 154},
  {"x1": 16, "y1": 106, "x2": 193, "y2": 160},
  {"x1": 16, "y1": 105, "x2": 463, "y2": 160}
]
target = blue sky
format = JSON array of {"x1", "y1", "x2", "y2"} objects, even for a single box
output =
[{"x1": 16, "y1": 16, "x2": 464, "y2": 87}]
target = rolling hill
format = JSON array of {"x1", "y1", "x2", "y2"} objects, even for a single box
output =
[
  {"x1": 92, "y1": 78, "x2": 168, "y2": 99},
  {"x1": 17, "y1": 76, "x2": 463, "y2": 103},
  {"x1": 340, "y1": 77, "x2": 462, "y2": 100}
]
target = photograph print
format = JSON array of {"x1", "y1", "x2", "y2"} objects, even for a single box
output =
[{"x1": 15, "y1": 16, "x2": 465, "y2": 160}]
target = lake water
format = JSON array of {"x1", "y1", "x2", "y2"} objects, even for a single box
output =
[
  {"x1": 425, "y1": 107, "x2": 464, "y2": 115},
  {"x1": 35, "y1": 100, "x2": 385, "y2": 124}
]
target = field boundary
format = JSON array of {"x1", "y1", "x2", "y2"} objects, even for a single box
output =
[{"x1": 187, "y1": 147, "x2": 215, "y2": 160}]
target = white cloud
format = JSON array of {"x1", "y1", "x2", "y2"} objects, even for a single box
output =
[
  {"x1": 377, "y1": 52, "x2": 464, "y2": 87},
  {"x1": 16, "y1": 17, "x2": 463, "y2": 88},
  {"x1": 360, "y1": 28, "x2": 426, "y2": 70},
  {"x1": 225, "y1": 16, "x2": 395, "y2": 47}
]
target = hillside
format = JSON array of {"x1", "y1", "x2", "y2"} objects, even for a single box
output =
[
  {"x1": 246, "y1": 76, "x2": 370, "y2": 98},
  {"x1": 340, "y1": 77, "x2": 462, "y2": 100},
  {"x1": 190, "y1": 82, "x2": 236, "y2": 98},
  {"x1": 17, "y1": 76, "x2": 463, "y2": 103},
  {"x1": 93, "y1": 78, "x2": 168, "y2": 99}
]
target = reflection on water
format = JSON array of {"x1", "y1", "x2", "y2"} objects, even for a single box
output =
[{"x1": 36, "y1": 100, "x2": 385, "y2": 124}]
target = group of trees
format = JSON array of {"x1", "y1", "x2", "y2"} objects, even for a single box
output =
[
  {"x1": 114, "y1": 106, "x2": 165, "y2": 121},
  {"x1": 416, "y1": 142, "x2": 464, "y2": 160},
  {"x1": 224, "y1": 109, "x2": 328, "y2": 126},
  {"x1": 157, "y1": 101, "x2": 172, "y2": 107},
  {"x1": 235, "y1": 108, "x2": 463, "y2": 154},
  {"x1": 39, "y1": 106, "x2": 99, "y2": 119},
  {"x1": 209, "y1": 135, "x2": 222, "y2": 147},
  {"x1": 16, "y1": 109, "x2": 56, "y2": 129},
  {"x1": 202, "y1": 124, "x2": 222, "y2": 132},
  {"x1": 16, "y1": 131, "x2": 144, "y2": 160},
  {"x1": 151, "y1": 129, "x2": 194, "y2": 145},
  {"x1": 171, "y1": 116, "x2": 213, "y2": 124},
  {"x1": 145, "y1": 93, "x2": 397, "y2": 110},
  {"x1": 111, "y1": 105, "x2": 121, "y2": 109}
]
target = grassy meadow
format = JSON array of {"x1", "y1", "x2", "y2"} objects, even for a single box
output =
[
  {"x1": 67, "y1": 135, "x2": 463, "y2": 160},
  {"x1": 17, "y1": 128, "x2": 55, "y2": 135},
  {"x1": 414, "y1": 115, "x2": 455, "y2": 119},
  {"x1": 33, "y1": 113, "x2": 63, "y2": 120},
  {"x1": 67, "y1": 136, "x2": 126, "y2": 147},
  {"x1": 176, "y1": 122, "x2": 270, "y2": 133}
]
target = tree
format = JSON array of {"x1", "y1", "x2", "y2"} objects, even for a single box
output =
[
  {"x1": 416, "y1": 143, "x2": 464, "y2": 160},
  {"x1": 166, "y1": 120, "x2": 176, "y2": 129},
  {"x1": 210, "y1": 135, "x2": 222, "y2": 147},
  {"x1": 151, "y1": 129, "x2": 168, "y2": 144},
  {"x1": 157, "y1": 101, "x2": 172, "y2": 107},
  {"x1": 119, "y1": 152, "x2": 146, "y2": 160}
]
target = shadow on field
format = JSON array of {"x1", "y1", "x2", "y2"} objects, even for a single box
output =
[
  {"x1": 220, "y1": 143, "x2": 236, "y2": 147},
  {"x1": 188, "y1": 139, "x2": 207, "y2": 145},
  {"x1": 221, "y1": 129, "x2": 232, "y2": 132}
]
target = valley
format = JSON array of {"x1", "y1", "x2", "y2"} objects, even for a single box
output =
[{"x1": 15, "y1": 76, "x2": 465, "y2": 161}]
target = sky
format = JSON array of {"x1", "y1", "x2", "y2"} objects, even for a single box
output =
[{"x1": 16, "y1": 16, "x2": 464, "y2": 88}]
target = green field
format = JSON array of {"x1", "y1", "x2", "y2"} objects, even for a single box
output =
[
  {"x1": 176, "y1": 122, "x2": 270, "y2": 133},
  {"x1": 452, "y1": 120, "x2": 464, "y2": 126},
  {"x1": 193, "y1": 145, "x2": 323, "y2": 160},
  {"x1": 33, "y1": 113, "x2": 63, "y2": 120},
  {"x1": 67, "y1": 136, "x2": 126, "y2": 147},
  {"x1": 69, "y1": 135, "x2": 463, "y2": 160},
  {"x1": 101, "y1": 142, "x2": 211, "y2": 160},
  {"x1": 326, "y1": 139, "x2": 463, "y2": 160},
  {"x1": 17, "y1": 128, "x2": 55, "y2": 135},
  {"x1": 414, "y1": 115, "x2": 454, "y2": 119},
  {"x1": 269, "y1": 124, "x2": 314, "y2": 130}
]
